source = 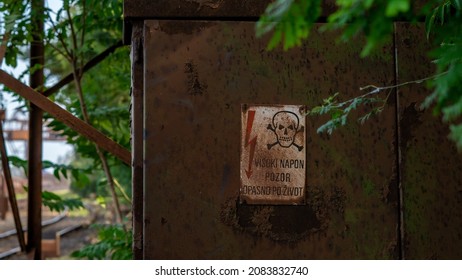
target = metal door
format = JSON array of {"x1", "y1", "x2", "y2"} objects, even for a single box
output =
[{"x1": 142, "y1": 21, "x2": 399, "y2": 259}]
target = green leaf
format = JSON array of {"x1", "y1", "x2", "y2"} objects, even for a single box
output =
[
  {"x1": 360, "y1": 40, "x2": 376, "y2": 57},
  {"x1": 323, "y1": 92, "x2": 340, "y2": 105},
  {"x1": 256, "y1": 0, "x2": 294, "y2": 37},
  {"x1": 425, "y1": 11, "x2": 436, "y2": 39},
  {"x1": 385, "y1": 0, "x2": 410, "y2": 17},
  {"x1": 53, "y1": 168, "x2": 61, "y2": 180},
  {"x1": 330, "y1": 109, "x2": 343, "y2": 119},
  {"x1": 41, "y1": 190, "x2": 84, "y2": 212},
  {"x1": 310, "y1": 106, "x2": 323, "y2": 115},
  {"x1": 61, "y1": 168, "x2": 68, "y2": 180},
  {"x1": 439, "y1": 4, "x2": 445, "y2": 23},
  {"x1": 72, "y1": 225, "x2": 132, "y2": 260},
  {"x1": 449, "y1": 124, "x2": 462, "y2": 150},
  {"x1": 267, "y1": 27, "x2": 283, "y2": 50},
  {"x1": 454, "y1": 0, "x2": 461, "y2": 10},
  {"x1": 256, "y1": 0, "x2": 321, "y2": 50},
  {"x1": 358, "y1": 112, "x2": 373, "y2": 124}
]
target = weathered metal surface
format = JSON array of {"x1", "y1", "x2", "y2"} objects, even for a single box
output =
[
  {"x1": 123, "y1": 0, "x2": 337, "y2": 45},
  {"x1": 124, "y1": 0, "x2": 336, "y2": 19},
  {"x1": 143, "y1": 20, "x2": 398, "y2": 259},
  {"x1": 240, "y1": 104, "x2": 306, "y2": 205},
  {"x1": 130, "y1": 20, "x2": 144, "y2": 259},
  {"x1": 396, "y1": 23, "x2": 462, "y2": 259}
]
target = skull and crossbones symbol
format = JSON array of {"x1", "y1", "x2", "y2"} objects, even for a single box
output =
[{"x1": 267, "y1": 111, "x2": 304, "y2": 151}]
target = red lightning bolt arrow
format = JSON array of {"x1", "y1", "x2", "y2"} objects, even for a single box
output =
[{"x1": 244, "y1": 110, "x2": 257, "y2": 179}]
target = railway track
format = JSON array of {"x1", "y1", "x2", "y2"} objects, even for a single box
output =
[{"x1": 0, "y1": 207, "x2": 89, "y2": 259}]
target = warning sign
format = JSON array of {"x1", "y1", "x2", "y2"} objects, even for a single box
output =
[{"x1": 240, "y1": 104, "x2": 306, "y2": 205}]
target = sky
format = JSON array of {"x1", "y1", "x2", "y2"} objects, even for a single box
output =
[{"x1": 1, "y1": 1, "x2": 74, "y2": 165}]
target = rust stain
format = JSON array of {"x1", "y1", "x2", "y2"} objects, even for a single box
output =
[
  {"x1": 220, "y1": 184, "x2": 344, "y2": 243},
  {"x1": 329, "y1": 185, "x2": 346, "y2": 215},
  {"x1": 185, "y1": 60, "x2": 207, "y2": 96},
  {"x1": 221, "y1": 199, "x2": 322, "y2": 243},
  {"x1": 400, "y1": 102, "x2": 423, "y2": 150}
]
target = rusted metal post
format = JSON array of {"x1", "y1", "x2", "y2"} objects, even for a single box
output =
[
  {"x1": 0, "y1": 121, "x2": 26, "y2": 251},
  {"x1": 27, "y1": 0, "x2": 44, "y2": 259},
  {"x1": 0, "y1": 110, "x2": 6, "y2": 221},
  {"x1": 130, "y1": 20, "x2": 144, "y2": 259},
  {"x1": 0, "y1": 176, "x2": 5, "y2": 220},
  {"x1": 0, "y1": 70, "x2": 131, "y2": 165}
]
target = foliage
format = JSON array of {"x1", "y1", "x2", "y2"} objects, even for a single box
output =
[
  {"x1": 257, "y1": 0, "x2": 414, "y2": 55},
  {"x1": 310, "y1": 91, "x2": 387, "y2": 134},
  {"x1": 1, "y1": 0, "x2": 131, "y2": 200},
  {"x1": 22, "y1": 186, "x2": 84, "y2": 212},
  {"x1": 1, "y1": 0, "x2": 131, "y2": 259},
  {"x1": 41, "y1": 190, "x2": 84, "y2": 212},
  {"x1": 71, "y1": 224, "x2": 132, "y2": 260},
  {"x1": 258, "y1": 0, "x2": 462, "y2": 148},
  {"x1": 8, "y1": 155, "x2": 90, "y2": 185},
  {"x1": 43, "y1": 0, "x2": 129, "y2": 223},
  {"x1": 44, "y1": 45, "x2": 132, "y2": 199},
  {"x1": 256, "y1": 0, "x2": 322, "y2": 50},
  {"x1": 423, "y1": 0, "x2": 462, "y2": 148},
  {"x1": 0, "y1": 1, "x2": 30, "y2": 69},
  {"x1": 11, "y1": 154, "x2": 86, "y2": 212}
]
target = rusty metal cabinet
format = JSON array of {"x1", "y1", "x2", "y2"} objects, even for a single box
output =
[{"x1": 124, "y1": 1, "x2": 462, "y2": 259}]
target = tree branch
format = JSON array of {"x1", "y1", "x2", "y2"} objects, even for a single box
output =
[
  {"x1": 47, "y1": 41, "x2": 71, "y2": 62},
  {"x1": 69, "y1": 39, "x2": 124, "y2": 226},
  {"x1": 65, "y1": 4, "x2": 79, "y2": 63},
  {"x1": 43, "y1": 40, "x2": 123, "y2": 97},
  {"x1": 80, "y1": 0, "x2": 87, "y2": 72},
  {"x1": 329, "y1": 72, "x2": 449, "y2": 109},
  {"x1": 0, "y1": 32, "x2": 10, "y2": 66},
  {"x1": 359, "y1": 71, "x2": 448, "y2": 93}
]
